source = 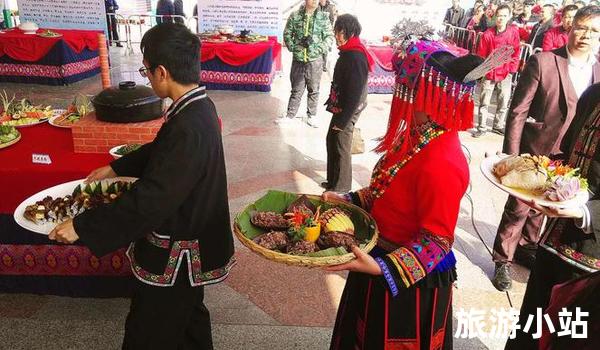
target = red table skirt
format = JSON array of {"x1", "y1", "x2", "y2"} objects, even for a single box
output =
[
  {"x1": 201, "y1": 37, "x2": 282, "y2": 67},
  {"x1": 0, "y1": 28, "x2": 101, "y2": 62}
]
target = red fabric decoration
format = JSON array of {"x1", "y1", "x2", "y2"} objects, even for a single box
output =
[
  {"x1": 0, "y1": 28, "x2": 101, "y2": 62},
  {"x1": 424, "y1": 69, "x2": 434, "y2": 116},
  {"x1": 201, "y1": 37, "x2": 281, "y2": 66},
  {"x1": 462, "y1": 92, "x2": 475, "y2": 130},
  {"x1": 338, "y1": 36, "x2": 375, "y2": 72},
  {"x1": 431, "y1": 75, "x2": 441, "y2": 120},
  {"x1": 446, "y1": 84, "x2": 457, "y2": 130},
  {"x1": 375, "y1": 87, "x2": 404, "y2": 153},
  {"x1": 438, "y1": 81, "x2": 448, "y2": 126},
  {"x1": 414, "y1": 68, "x2": 426, "y2": 112}
]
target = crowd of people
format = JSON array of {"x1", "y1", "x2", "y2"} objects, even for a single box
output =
[{"x1": 43, "y1": 0, "x2": 599, "y2": 349}]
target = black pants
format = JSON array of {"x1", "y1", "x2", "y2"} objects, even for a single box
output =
[
  {"x1": 106, "y1": 15, "x2": 119, "y2": 42},
  {"x1": 326, "y1": 111, "x2": 361, "y2": 192},
  {"x1": 122, "y1": 267, "x2": 213, "y2": 350}
]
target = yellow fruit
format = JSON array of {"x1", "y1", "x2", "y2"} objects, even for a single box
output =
[
  {"x1": 304, "y1": 224, "x2": 321, "y2": 243},
  {"x1": 320, "y1": 208, "x2": 354, "y2": 235}
]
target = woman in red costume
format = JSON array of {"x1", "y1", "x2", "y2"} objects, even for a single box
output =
[{"x1": 323, "y1": 39, "x2": 512, "y2": 349}]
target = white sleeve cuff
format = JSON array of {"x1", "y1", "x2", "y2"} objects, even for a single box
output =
[{"x1": 575, "y1": 205, "x2": 593, "y2": 234}]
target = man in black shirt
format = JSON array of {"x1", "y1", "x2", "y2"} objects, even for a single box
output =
[
  {"x1": 528, "y1": 3, "x2": 555, "y2": 49},
  {"x1": 50, "y1": 23, "x2": 235, "y2": 350}
]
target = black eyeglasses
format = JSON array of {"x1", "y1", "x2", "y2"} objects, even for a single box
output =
[{"x1": 139, "y1": 66, "x2": 154, "y2": 78}]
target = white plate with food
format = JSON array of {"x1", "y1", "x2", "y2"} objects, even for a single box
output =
[
  {"x1": 1, "y1": 117, "x2": 48, "y2": 128},
  {"x1": 480, "y1": 154, "x2": 589, "y2": 208},
  {"x1": 14, "y1": 177, "x2": 137, "y2": 235},
  {"x1": 48, "y1": 109, "x2": 81, "y2": 128},
  {"x1": 109, "y1": 144, "x2": 142, "y2": 159},
  {"x1": 0, "y1": 125, "x2": 21, "y2": 149}
]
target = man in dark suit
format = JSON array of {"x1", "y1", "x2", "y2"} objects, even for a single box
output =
[
  {"x1": 492, "y1": 5, "x2": 600, "y2": 291},
  {"x1": 528, "y1": 3, "x2": 556, "y2": 49},
  {"x1": 444, "y1": 0, "x2": 466, "y2": 27}
]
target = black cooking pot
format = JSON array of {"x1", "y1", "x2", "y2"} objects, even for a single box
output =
[{"x1": 92, "y1": 81, "x2": 163, "y2": 123}]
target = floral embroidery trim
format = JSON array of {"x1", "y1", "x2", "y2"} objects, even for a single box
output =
[
  {"x1": 385, "y1": 231, "x2": 451, "y2": 287},
  {"x1": 541, "y1": 220, "x2": 600, "y2": 272},
  {"x1": 356, "y1": 187, "x2": 374, "y2": 211},
  {"x1": 376, "y1": 257, "x2": 399, "y2": 297},
  {"x1": 126, "y1": 238, "x2": 236, "y2": 287},
  {"x1": 145, "y1": 233, "x2": 170, "y2": 249},
  {"x1": 370, "y1": 122, "x2": 445, "y2": 199}
]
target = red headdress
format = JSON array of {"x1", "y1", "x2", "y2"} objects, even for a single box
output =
[{"x1": 375, "y1": 39, "x2": 515, "y2": 156}]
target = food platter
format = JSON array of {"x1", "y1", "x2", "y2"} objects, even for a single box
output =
[
  {"x1": 234, "y1": 190, "x2": 378, "y2": 267},
  {"x1": 48, "y1": 109, "x2": 77, "y2": 128},
  {"x1": 0, "y1": 129, "x2": 21, "y2": 149},
  {"x1": 480, "y1": 154, "x2": 589, "y2": 208},
  {"x1": 1, "y1": 117, "x2": 48, "y2": 128},
  {"x1": 14, "y1": 177, "x2": 137, "y2": 235}
]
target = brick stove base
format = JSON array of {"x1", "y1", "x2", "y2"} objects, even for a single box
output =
[{"x1": 72, "y1": 112, "x2": 162, "y2": 153}]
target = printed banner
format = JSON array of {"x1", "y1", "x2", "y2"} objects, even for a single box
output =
[
  {"x1": 16, "y1": 0, "x2": 107, "y2": 31},
  {"x1": 197, "y1": 0, "x2": 281, "y2": 38}
]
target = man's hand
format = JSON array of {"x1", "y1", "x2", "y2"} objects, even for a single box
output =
[
  {"x1": 86, "y1": 165, "x2": 116, "y2": 183},
  {"x1": 331, "y1": 125, "x2": 343, "y2": 132},
  {"x1": 522, "y1": 199, "x2": 584, "y2": 219},
  {"x1": 48, "y1": 219, "x2": 80, "y2": 244},
  {"x1": 324, "y1": 245, "x2": 382, "y2": 275}
]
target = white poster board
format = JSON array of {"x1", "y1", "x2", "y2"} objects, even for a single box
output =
[
  {"x1": 16, "y1": 0, "x2": 107, "y2": 31},
  {"x1": 197, "y1": 0, "x2": 281, "y2": 38}
]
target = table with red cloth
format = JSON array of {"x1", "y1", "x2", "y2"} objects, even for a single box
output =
[
  {"x1": 200, "y1": 37, "x2": 282, "y2": 92},
  {"x1": 0, "y1": 28, "x2": 101, "y2": 86},
  {"x1": 0, "y1": 124, "x2": 133, "y2": 297},
  {"x1": 367, "y1": 44, "x2": 395, "y2": 94}
]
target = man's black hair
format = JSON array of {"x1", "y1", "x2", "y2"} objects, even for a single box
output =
[
  {"x1": 140, "y1": 23, "x2": 200, "y2": 85},
  {"x1": 334, "y1": 14, "x2": 362, "y2": 39},
  {"x1": 574, "y1": 5, "x2": 600, "y2": 23}
]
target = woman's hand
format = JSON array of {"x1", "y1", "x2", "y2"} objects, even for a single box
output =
[
  {"x1": 48, "y1": 219, "x2": 79, "y2": 244},
  {"x1": 324, "y1": 245, "x2": 382, "y2": 275},
  {"x1": 522, "y1": 199, "x2": 584, "y2": 219},
  {"x1": 85, "y1": 165, "x2": 116, "y2": 183},
  {"x1": 322, "y1": 191, "x2": 348, "y2": 203}
]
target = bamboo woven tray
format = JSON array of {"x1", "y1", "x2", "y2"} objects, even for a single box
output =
[
  {"x1": 234, "y1": 191, "x2": 379, "y2": 267},
  {"x1": 0, "y1": 132, "x2": 21, "y2": 149}
]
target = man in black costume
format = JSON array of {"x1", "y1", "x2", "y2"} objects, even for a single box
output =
[{"x1": 50, "y1": 23, "x2": 235, "y2": 350}]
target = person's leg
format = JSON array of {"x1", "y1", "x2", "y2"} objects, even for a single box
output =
[
  {"x1": 285, "y1": 60, "x2": 307, "y2": 120},
  {"x1": 111, "y1": 15, "x2": 122, "y2": 47},
  {"x1": 182, "y1": 287, "x2": 213, "y2": 350},
  {"x1": 476, "y1": 79, "x2": 495, "y2": 133},
  {"x1": 122, "y1": 273, "x2": 211, "y2": 349},
  {"x1": 326, "y1": 118, "x2": 341, "y2": 189},
  {"x1": 305, "y1": 58, "x2": 324, "y2": 126},
  {"x1": 493, "y1": 74, "x2": 513, "y2": 132},
  {"x1": 106, "y1": 15, "x2": 114, "y2": 42},
  {"x1": 491, "y1": 195, "x2": 533, "y2": 291}
]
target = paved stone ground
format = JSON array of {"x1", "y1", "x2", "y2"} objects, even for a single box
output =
[{"x1": 0, "y1": 44, "x2": 531, "y2": 350}]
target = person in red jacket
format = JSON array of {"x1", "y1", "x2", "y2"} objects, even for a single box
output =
[
  {"x1": 473, "y1": 4, "x2": 521, "y2": 137},
  {"x1": 543, "y1": 4, "x2": 578, "y2": 51}
]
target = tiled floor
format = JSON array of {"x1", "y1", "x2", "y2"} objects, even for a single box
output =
[{"x1": 0, "y1": 46, "x2": 530, "y2": 350}]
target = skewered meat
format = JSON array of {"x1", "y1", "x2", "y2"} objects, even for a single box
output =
[
  {"x1": 318, "y1": 231, "x2": 358, "y2": 251},
  {"x1": 287, "y1": 240, "x2": 320, "y2": 255},
  {"x1": 253, "y1": 231, "x2": 289, "y2": 250},
  {"x1": 250, "y1": 211, "x2": 289, "y2": 230}
]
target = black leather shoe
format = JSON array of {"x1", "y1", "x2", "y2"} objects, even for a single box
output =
[
  {"x1": 492, "y1": 263, "x2": 512, "y2": 291},
  {"x1": 321, "y1": 181, "x2": 331, "y2": 190}
]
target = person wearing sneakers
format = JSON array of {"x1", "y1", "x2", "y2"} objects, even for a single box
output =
[
  {"x1": 493, "y1": 5, "x2": 600, "y2": 292},
  {"x1": 278, "y1": 0, "x2": 334, "y2": 128},
  {"x1": 472, "y1": 4, "x2": 521, "y2": 138}
]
